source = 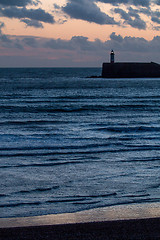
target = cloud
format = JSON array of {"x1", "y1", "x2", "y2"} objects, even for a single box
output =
[
  {"x1": 114, "y1": 8, "x2": 146, "y2": 29},
  {"x1": 2, "y1": 31, "x2": 160, "y2": 55},
  {"x1": 71, "y1": 36, "x2": 95, "y2": 50},
  {"x1": 61, "y1": 0, "x2": 157, "y2": 28},
  {"x1": 0, "y1": 21, "x2": 11, "y2": 44},
  {"x1": 0, "y1": 21, "x2": 4, "y2": 31},
  {"x1": 107, "y1": 32, "x2": 149, "y2": 52},
  {"x1": 22, "y1": 37, "x2": 38, "y2": 47},
  {"x1": 0, "y1": 1, "x2": 54, "y2": 29},
  {"x1": 132, "y1": 7, "x2": 151, "y2": 16},
  {"x1": 17, "y1": 33, "x2": 160, "y2": 55},
  {"x1": 155, "y1": 0, "x2": 160, "y2": 5},
  {"x1": 110, "y1": 32, "x2": 123, "y2": 42},
  {"x1": 44, "y1": 35, "x2": 107, "y2": 53},
  {"x1": 21, "y1": 19, "x2": 44, "y2": 28},
  {"x1": 97, "y1": 0, "x2": 150, "y2": 7},
  {"x1": 151, "y1": 10, "x2": 160, "y2": 26},
  {"x1": 43, "y1": 38, "x2": 74, "y2": 50},
  {"x1": 53, "y1": 3, "x2": 61, "y2": 10},
  {"x1": 44, "y1": 32, "x2": 160, "y2": 58},
  {"x1": 1, "y1": 32, "x2": 160, "y2": 67},
  {"x1": 0, "y1": 0, "x2": 40, "y2": 7},
  {"x1": 1, "y1": 0, "x2": 160, "y2": 30},
  {"x1": 62, "y1": 0, "x2": 118, "y2": 25},
  {"x1": 0, "y1": 7, "x2": 55, "y2": 24},
  {"x1": 152, "y1": 16, "x2": 160, "y2": 24}
]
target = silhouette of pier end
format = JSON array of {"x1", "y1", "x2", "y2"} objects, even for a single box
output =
[
  {"x1": 102, "y1": 51, "x2": 160, "y2": 78},
  {"x1": 102, "y1": 62, "x2": 160, "y2": 78}
]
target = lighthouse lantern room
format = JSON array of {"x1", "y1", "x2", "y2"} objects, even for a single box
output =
[{"x1": 110, "y1": 50, "x2": 115, "y2": 63}]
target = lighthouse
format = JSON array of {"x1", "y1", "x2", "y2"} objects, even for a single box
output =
[{"x1": 110, "y1": 50, "x2": 115, "y2": 63}]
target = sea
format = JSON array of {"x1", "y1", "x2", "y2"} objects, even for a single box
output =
[{"x1": 0, "y1": 67, "x2": 159, "y2": 218}]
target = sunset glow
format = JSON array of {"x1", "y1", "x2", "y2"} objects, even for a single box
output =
[{"x1": 0, "y1": 0, "x2": 160, "y2": 67}]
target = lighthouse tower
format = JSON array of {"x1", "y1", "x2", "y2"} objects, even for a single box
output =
[{"x1": 110, "y1": 50, "x2": 115, "y2": 63}]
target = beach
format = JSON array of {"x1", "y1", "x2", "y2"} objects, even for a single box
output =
[
  {"x1": 0, "y1": 203, "x2": 160, "y2": 239},
  {"x1": 1, "y1": 218, "x2": 160, "y2": 240}
]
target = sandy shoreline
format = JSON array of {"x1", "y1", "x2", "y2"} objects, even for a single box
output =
[{"x1": 0, "y1": 203, "x2": 160, "y2": 239}]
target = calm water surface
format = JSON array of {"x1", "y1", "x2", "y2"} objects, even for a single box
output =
[{"x1": 0, "y1": 68, "x2": 159, "y2": 218}]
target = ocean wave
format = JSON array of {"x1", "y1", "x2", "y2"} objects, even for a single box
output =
[
  {"x1": 0, "y1": 141, "x2": 160, "y2": 153},
  {"x1": 129, "y1": 197, "x2": 160, "y2": 204},
  {"x1": 84, "y1": 193, "x2": 117, "y2": 198},
  {"x1": 1, "y1": 145, "x2": 160, "y2": 160},
  {"x1": 122, "y1": 193, "x2": 150, "y2": 198},
  {"x1": 47, "y1": 198, "x2": 86, "y2": 203},
  {"x1": 1, "y1": 194, "x2": 157, "y2": 210},
  {"x1": 148, "y1": 183, "x2": 160, "y2": 189},
  {"x1": 73, "y1": 200, "x2": 100, "y2": 205},
  {"x1": 0, "y1": 159, "x2": 100, "y2": 169},
  {"x1": 93, "y1": 126, "x2": 160, "y2": 133},
  {"x1": 17, "y1": 186, "x2": 59, "y2": 194},
  {"x1": 0, "y1": 120, "x2": 71, "y2": 126},
  {"x1": 0, "y1": 194, "x2": 115, "y2": 208},
  {"x1": 0, "y1": 143, "x2": 111, "y2": 152},
  {"x1": 123, "y1": 156, "x2": 160, "y2": 162},
  {"x1": 0, "y1": 194, "x2": 7, "y2": 197},
  {"x1": 0, "y1": 201, "x2": 42, "y2": 208},
  {"x1": 0, "y1": 103, "x2": 158, "y2": 113}
]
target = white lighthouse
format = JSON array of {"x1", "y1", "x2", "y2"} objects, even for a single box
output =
[{"x1": 110, "y1": 50, "x2": 115, "y2": 63}]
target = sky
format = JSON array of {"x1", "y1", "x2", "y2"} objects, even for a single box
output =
[{"x1": 0, "y1": 0, "x2": 160, "y2": 67}]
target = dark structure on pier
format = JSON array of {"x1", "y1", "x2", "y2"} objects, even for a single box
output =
[{"x1": 102, "y1": 50, "x2": 160, "y2": 78}]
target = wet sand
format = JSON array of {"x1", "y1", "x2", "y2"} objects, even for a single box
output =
[{"x1": 0, "y1": 203, "x2": 160, "y2": 239}]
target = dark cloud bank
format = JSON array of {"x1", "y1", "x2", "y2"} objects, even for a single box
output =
[
  {"x1": 42, "y1": 32, "x2": 160, "y2": 54},
  {"x1": 1, "y1": 30, "x2": 160, "y2": 67}
]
